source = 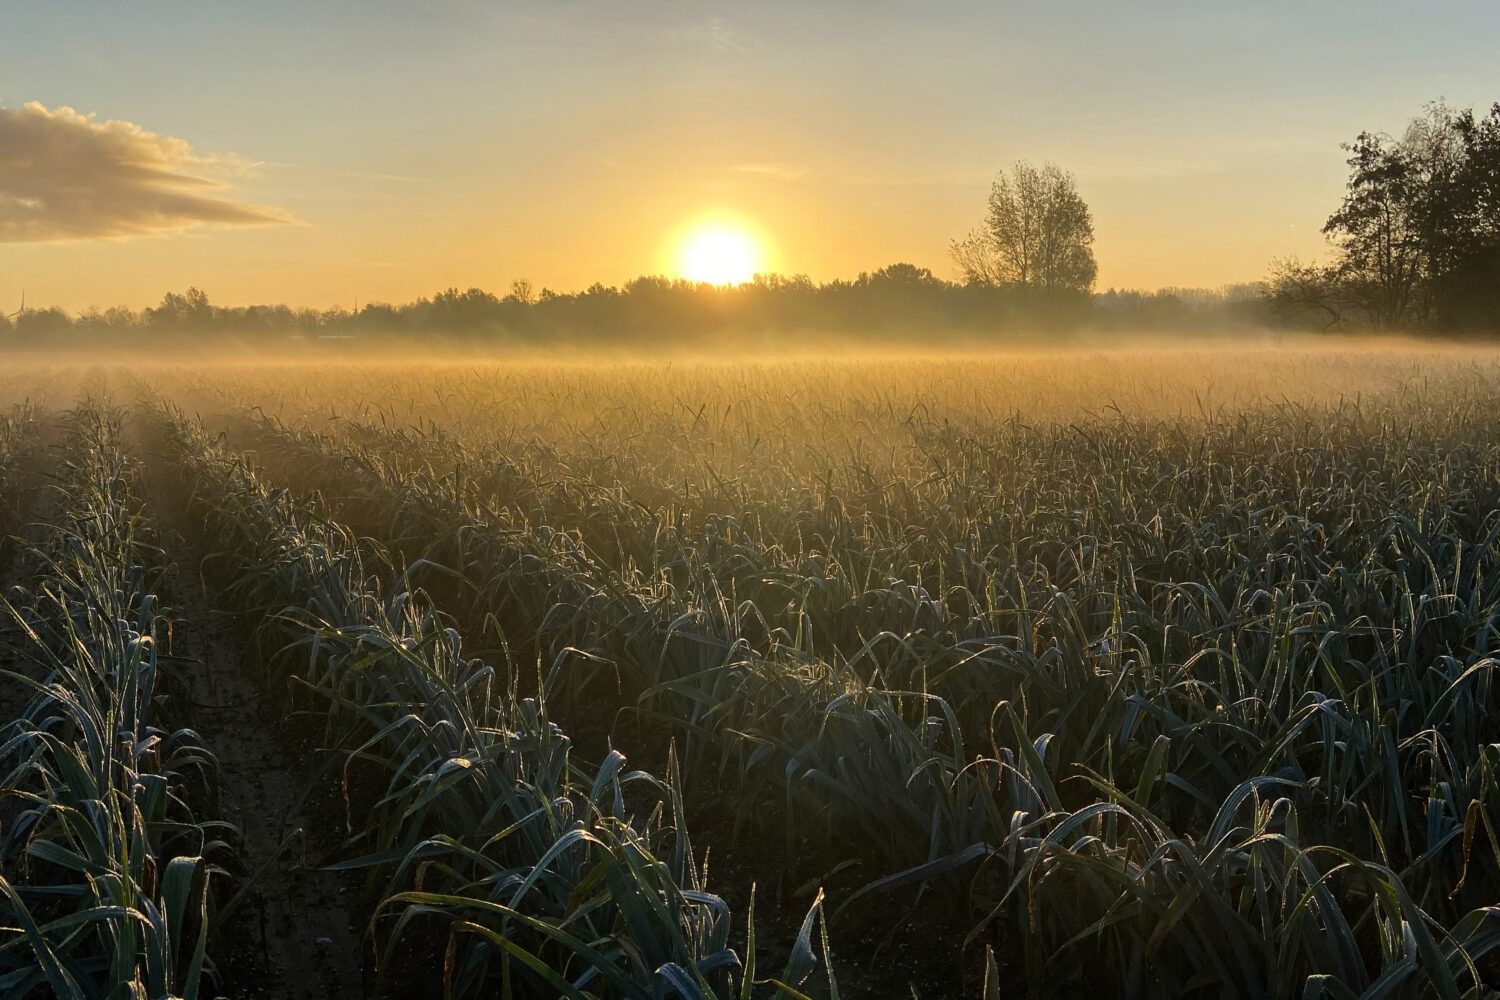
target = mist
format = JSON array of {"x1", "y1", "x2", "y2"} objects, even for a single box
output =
[{"x1": 0, "y1": 268, "x2": 1285, "y2": 358}]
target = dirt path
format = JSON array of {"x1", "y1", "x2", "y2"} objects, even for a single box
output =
[
  {"x1": 129, "y1": 410, "x2": 371, "y2": 999},
  {"x1": 170, "y1": 596, "x2": 370, "y2": 999}
]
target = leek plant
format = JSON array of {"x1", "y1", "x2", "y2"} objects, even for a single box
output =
[{"x1": 0, "y1": 404, "x2": 229, "y2": 998}]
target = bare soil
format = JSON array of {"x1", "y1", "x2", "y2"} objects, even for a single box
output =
[
  {"x1": 168, "y1": 596, "x2": 370, "y2": 999},
  {"x1": 135, "y1": 418, "x2": 373, "y2": 999}
]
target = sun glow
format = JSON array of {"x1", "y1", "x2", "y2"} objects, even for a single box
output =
[{"x1": 678, "y1": 225, "x2": 761, "y2": 284}]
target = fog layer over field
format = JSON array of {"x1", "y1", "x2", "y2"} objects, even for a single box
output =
[{"x1": 4, "y1": 339, "x2": 1498, "y2": 428}]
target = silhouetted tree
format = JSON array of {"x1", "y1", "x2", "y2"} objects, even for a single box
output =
[
  {"x1": 147, "y1": 287, "x2": 212, "y2": 329},
  {"x1": 432, "y1": 287, "x2": 501, "y2": 329},
  {"x1": 1264, "y1": 259, "x2": 1352, "y2": 331},
  {"x1": 509, "y1": 279, "x2": 536, "y2": 305},
  {"x1": 1423, "y1": 104, "x2": 1500, "y2": 328},
  {"x1": 1321, "y1": 129, "x2": 1433, "y2": 328},
  {"x1": 15, "y1": 307, "x2": 72, "y2": 338},
  {"x1": 1298, "y1": 101, "x2": 1500, "y2": 331},
  {"x1": 952, "y1": 161, "x2": 1097, "y2": 292},
  {"x1": 857, "y1": 262, "x2": 942, "y2": 287}
]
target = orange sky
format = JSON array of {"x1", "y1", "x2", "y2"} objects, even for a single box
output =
[{"x1": 4, "y1": 1, "x2": 1497, "y2": 311}]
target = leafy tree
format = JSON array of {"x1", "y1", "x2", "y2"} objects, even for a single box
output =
[
  {"x1": 1300, "y1": 101, "x2": 1500, "y2": 331},
  {"x1": 1319, "y1": 108, "x2": 1469, "y2": 328},
  {"x1": 432, "y1": 287, "x2": 500, "y2": 329},
  {"x1": 15, "y1": 306, "x2": 72, "y2": 337},
  {"x1": 856, "y1": 262, "x2": 942, "y2": 287},
  {"x1": 508, "y1": 279, "x2": 536, "y2": 305},
  {"x1": 1424, "y1": 104, "x2": 1500, "y2": 328},
  {"x1": 147, "y1": 287, "x2": 212, "y2": 329},
  {"x1": 1265, "y1": 258, "x2": 1352, "y2": 331},
  {"x1": 951, "y1": 161, "x2": 1097, "y2": 293},
  {"x1": 1321, "y1": 132, "x2": 1426, "y2": 327}
]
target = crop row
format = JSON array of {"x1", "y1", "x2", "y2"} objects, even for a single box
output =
[
  {"x1": 0, "y1": 405, "x2": 228, "y2": 998},
  {"x1": 151, "y1": 402, "x2": 842, "y2": 999},
  {"x1": 0, "y1": 404, "x2": 38, "y2": 563}
]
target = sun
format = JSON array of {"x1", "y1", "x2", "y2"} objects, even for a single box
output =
[{"x1": 678, "y1": 226, "x2": 761, "y2": 284}]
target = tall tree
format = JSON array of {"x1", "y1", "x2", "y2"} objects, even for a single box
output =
[
  {"x1": 1321, "y1": 132, "x2": 1420, "y2": 328},
  {"x1": 951, "y1": 161, "x2": 1097, "y2": 293},
  {"x1": 147, "y1": 287, "x2": 212, "y2": 329},
  {"x1": 1315, "y1": 102, "x2": 1500, "y2": 330},
  {"x1": 1321, "y1": 116, "x2": 1449, "y2": 328},
  {"x1": 1424, "y1": 104, "x2": 1500, "y2": 328}
]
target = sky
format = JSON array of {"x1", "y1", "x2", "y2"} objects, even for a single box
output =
[{"x1": 3, "y1": 0, "x2": 1499, "y2": 311}]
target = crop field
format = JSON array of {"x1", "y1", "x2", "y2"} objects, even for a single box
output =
[{"x1": 2, "y1": 344, "x2": 1500, "y2": 998}]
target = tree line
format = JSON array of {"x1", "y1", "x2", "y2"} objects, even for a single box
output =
[
  {"x1": 1268, "y1": 102, "x2": 1500, "y2": 332},
  {"x1": 0, "y1": 269, "x2": 1266, "y2": 349}
]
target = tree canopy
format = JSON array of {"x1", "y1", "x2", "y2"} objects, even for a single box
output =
[
  {"x1": 951, "y1": 161, "x2": 1097, "y2": 294},
  {"x1": 1270, "y1": 102, "x2": 1500, "y2": 332}
]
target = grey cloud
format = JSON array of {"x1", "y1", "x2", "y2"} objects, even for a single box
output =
[{"x1": 0, "y1": 101, "x2": 296, "y2": 242}]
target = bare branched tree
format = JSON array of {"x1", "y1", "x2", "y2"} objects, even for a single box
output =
[
  {"x1": 951, "y1": 161, "x2": 1097, "y2": 293},
  {"x1": 1264, "y1": 258, "x2": 1350, "y2": 331},
  {"x1": 509, "y1": 278, "x2": 537, "y2": 306}
]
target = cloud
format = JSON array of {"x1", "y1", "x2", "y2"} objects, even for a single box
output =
[
  {"x1": 0, "y1": 101, "x2": 296, "y2": 242},
  {"x1": 656, "y1": 19, "x2": 750, "y2": 53},
  {"x1": 733, "y1": 163, "x2": 808, "y2": 181},
  {"x1": 690, "y1": 19, "x2": 748, "y2": 53},
  {"x1": 340, "y1": 171, "x2": 419, "y2": 184}
]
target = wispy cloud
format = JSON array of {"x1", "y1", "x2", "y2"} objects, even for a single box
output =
[
  {"x1": 0, "y1": 101, "x2": 296, "y2": 242},
  {"x1": 648, "y1": 17, "x2": 750, "y2": 53},
  {"x1": 683, "y1": 18, "x2": 749, "y2": 53},
  {"x1": 339, "y1": 170, "x2": 420, "y2": 184},
  {"x1": 733, "y1": 162, "x2": 808, "y2": 181}
]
